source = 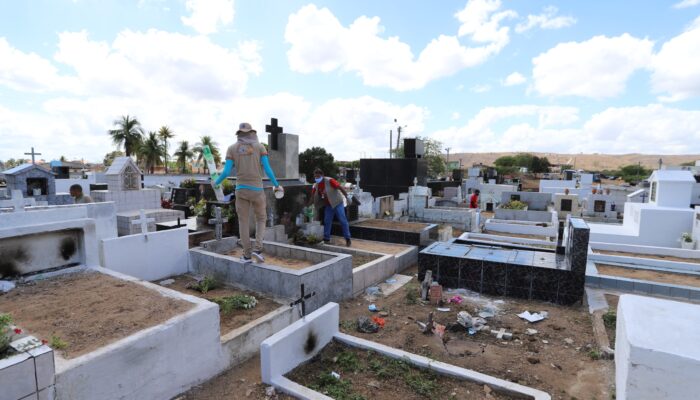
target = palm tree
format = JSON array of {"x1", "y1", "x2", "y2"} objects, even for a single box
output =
[
  {"x1": 173, "y1": 141, "x2": 194, "y2": 174},
  {"x1": 139, "y1": 131, "x2": 165, "y2": 174},
  {"x1": 108, "y1": 115, "x2": 145, "y2": 157},
  {"x1": 59, "y1": 155, "x2": 67, "y2": 162},
  {"x1": 193, "y1": 135, "x2": 221, "y2": 174},
  {"x1": 158, "y1": 126, "x2": 175, "y2": 174}
]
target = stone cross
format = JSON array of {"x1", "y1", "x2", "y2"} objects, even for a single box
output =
[
  {"x1": 132, "y1": 209, "x2": 155, "y2": 238},
  {"x1": 265, "y1": 118, "x2": 284, "y2": 151},
  {"x1": 24, "y1": 147, "x2": 42, "y2": 164},
  {"x1": 208, "y1": 206, "x2": 228, "y2": 241},
  {"x1": 289, "y1": 284, "x2": 316, "y2": 318}
]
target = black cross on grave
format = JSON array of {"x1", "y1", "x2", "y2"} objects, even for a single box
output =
[
  {"x1": 290, "y1": 284, "x2": 316, "y2": 318},
  {"x1": 265, "y1": 118, "x2": 284, "y2": 151}
]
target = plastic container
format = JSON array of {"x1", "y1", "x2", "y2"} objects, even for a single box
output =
[{"x1": 274, "y1": 186, "x2": 284, "y2": 199}]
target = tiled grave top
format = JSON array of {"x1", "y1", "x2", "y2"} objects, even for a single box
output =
[{"x1": 422, "y1": 242, "x2": 569, "y2": 270}]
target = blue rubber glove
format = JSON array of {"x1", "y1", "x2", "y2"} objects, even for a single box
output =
[
  {"x1": 215, "y1": 159, "x2": 233, "y2": 187},
  {"x1": 261, "y1": 155, "x2": 279, "y2": 187}
]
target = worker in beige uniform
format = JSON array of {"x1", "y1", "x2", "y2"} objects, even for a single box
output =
[{"x1": 215, "y1": 122, "x2": 282, "y2": 263}]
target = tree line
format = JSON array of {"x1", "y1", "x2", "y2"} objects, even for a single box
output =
[{"x1": 106, "y1": 115, "x2": 221, "y2": 174}]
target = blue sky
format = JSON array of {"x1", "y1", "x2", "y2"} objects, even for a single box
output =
[{"x1": 1, "y1": 0, "x2": 700, "y2": 162}]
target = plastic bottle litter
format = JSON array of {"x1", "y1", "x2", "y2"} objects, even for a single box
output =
[
  {"x1": 368, "y1": 304, "x2": 378, "y2": 312},
  {"x1": 331, "y1": 372, "x2": 340, "y2": 379}
]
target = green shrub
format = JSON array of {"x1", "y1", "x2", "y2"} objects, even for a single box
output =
[
  {"x1": 0, "y1": 314, "x2": 12, "y2": 357},
  {"x1": 180, "y1": 178, "x2": 198, "y2": 189},
  {"x1": 187, "y1": 275, "x2": 220, "y2": 294},
  {"x1": 501, "y1": 200, "x2": 527, "y2": 210},
  {"x1": 212, "y1": 295, "x2": 257, "y2": 313}
]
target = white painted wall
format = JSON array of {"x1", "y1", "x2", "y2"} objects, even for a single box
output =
[
  {"x1": 693, "y1": 207, "x2": 700, "y2": 243},
  {"x1": 589, "y1": 202, "x2": 694, "y2": 247},
  {"x1": 616, "y1": 295, "x2": 700, "y2": 400},
  {"x1": 100, "y1": 227, "x2": 189, "y2": 281},
  {"x1": 54, "y1": 267, "x2": 226, "y2": 400},
  {"x1": 55, "y1": 176, "x2": 97, "y2": 195}
]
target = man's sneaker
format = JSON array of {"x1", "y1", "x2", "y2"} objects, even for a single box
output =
[
  {"x1": 323, "y1": 239, "x2": 331, "y2": 244},
  {"x1": 240, "y1": 256, "x2": 252, "y2": 263},
  {"x1": 252, "y1": 251, "x2": 265, "y2": 263},
  {"x1": 346, "y1": 238, "x2": 352, "y2": 247}
]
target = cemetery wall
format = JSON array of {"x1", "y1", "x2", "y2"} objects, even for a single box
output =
[
  {"x1": 590, "y1": 241, "x2": 700, "y2": 260},
  {"x1": 100, "y1": 227, "x2": 189, "y2": 281},
  {"x1": 616, "y1": 295, "x2": 700, "y2": 400},
  {"x1": 589, "y1": 202, "x2": 694, "y2": 247}
]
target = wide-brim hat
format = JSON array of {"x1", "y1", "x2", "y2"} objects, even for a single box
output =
[{"x1": 236, "y1": 122, "x2": 256, "y2": 134}]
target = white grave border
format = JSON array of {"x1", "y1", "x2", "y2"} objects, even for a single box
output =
[{"x1": 260, "y1": 302, "x2": 551, "y2": 400}]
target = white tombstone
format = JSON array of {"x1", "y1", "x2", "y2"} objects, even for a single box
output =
[
  {"x1": 553, "y1": 193, "x2": 580, "y2": 219},
  {"x1": 616, "y1": 295, "x2": 700, "y2": 400},
  {"x1": 0, "y1": 190, "x2": 37, "y2": 212}
]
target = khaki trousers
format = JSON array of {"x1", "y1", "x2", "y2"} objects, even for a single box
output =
[{"x1": 235, "y1": 189, "x2": 267, "y2": 257}]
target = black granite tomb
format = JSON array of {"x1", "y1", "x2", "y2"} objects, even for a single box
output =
[
  {"x1": 359, "y1": 158, "x2": 427, "y2": 199},
  {"x1": 418, "y1": 218, "x2": 590, "y2": 305}
]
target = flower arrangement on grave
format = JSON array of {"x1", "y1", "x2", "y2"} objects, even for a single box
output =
[
  {"x1": 161, "y1": 199, "x2": 173, "y2": 209},
  {"x1": 180, "y1": 178, "x2": 198, "y2": 189},
  {"x1": 192, "y1": 199, "x2": 208, "y2": 218},
  {"x1": 681, "y1": 232, "x2": 694, "y2": 243},
  {"x1": 501, "y1": 200, "x2": 528, "y2": 210},
  {"x1": 213, "y1": 295, "x2": 258, "y2": 313}
]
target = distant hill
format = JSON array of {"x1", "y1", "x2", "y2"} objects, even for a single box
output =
[{"x1": 447, "y1": 152, "x2": 700, "y2": 171}]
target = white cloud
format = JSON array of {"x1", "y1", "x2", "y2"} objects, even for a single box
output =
[
  {"x1": 451, "y1": 112, "x2": 461, "y2": 120},
  {"x1": 471, "y1": 84, "x2": 491, "y2": 93},
  {"x1": 515, "y1": 6, "x2": 576, "y2": 33},
  {"x1": 0, "y1": 38, "x2": 77, "y2": 92},
  {"x1": 532, "y1": 34, "x2": 654, "y2": 98},
  {"x1": 53, "y1": 29, "x2": 260, "y2": 99},
  {"x1": 455, "y1": 0, "x2": 516, "y2": 46},
  {"x1": 650, "y1": 18, "x2": 700, "y2": 102},
  {"x1": 502, "y1": 71, "x2": 526, "y2": 86},
  {"x1": 430, "y1": 104, "x2": 700, "y2": 154},
  {"x1": 284, "y1": 2, "x2": 513, "y2": 91},
  {"x1": 181, "y1": 0, "x2": 234, "y2": 35},
  {"x1": 673, "y1": 0, "x2": 700, "y2": 9}
]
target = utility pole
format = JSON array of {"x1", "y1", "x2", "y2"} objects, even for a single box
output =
[
  {"x1": 389, "y1": 129, "x2": 393, "y2": 159},
  {"x1": 446, "y1": 147, "x2": 451, "y2": 164}
]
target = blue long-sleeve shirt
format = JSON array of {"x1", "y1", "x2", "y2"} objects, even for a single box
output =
[{"x1": 214, "y1": 155, "x2": 279, "y2": 190}]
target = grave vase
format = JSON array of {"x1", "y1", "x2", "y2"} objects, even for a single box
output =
[{"x1": 681, "y1": 240, "x2": 696, "y2": 250}]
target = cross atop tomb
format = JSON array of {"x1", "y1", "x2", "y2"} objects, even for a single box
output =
[
  {"x1": 265, "y1": 118, "x2": 284, "y2": 151},
  {"x1": 289, "y1": 283, "x2": 316, "y2": 318},
  {"x1": 208, "y1": 206, "x2": 228, "y2": 241},
  {"x1": 132, "y1": 209, "x2": 155, "y2": 238},
  {"x1": 24, "y1": 147, "x2": 41, "y2": 164}
]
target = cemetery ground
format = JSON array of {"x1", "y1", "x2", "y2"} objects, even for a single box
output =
[
  {"x1": 181, "y1": 267, "x2": 614, "y2": 400},
  {"x1": 157, "y1": 275, "x2": 282, "y2": 333},
  {"x1": 0, "y1": 271, "x2": 192, "y2": 358},
  {"x1": 595, "y1": 263, "x2": 700, "y2": 288}
]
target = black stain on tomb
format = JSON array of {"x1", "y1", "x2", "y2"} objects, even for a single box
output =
[
  {"x1": 0, "y1": 247, "x2": 28, "y2": 278},
  {"x1": 304, "y1": 330, "x2": 317, "y2": 354},
  {"x1": 60, "y1": 238, "x2": 77, "y2": 260}
]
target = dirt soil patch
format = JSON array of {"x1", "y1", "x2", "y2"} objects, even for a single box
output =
[
  {"x1": 596, "y1": 263, "x2": 700, "y2": 288},
  {"x1": 179, "y1": 355, "x2": 295, "y2": 400},
  {"x1": 286, "y1": 340, "x2": 514, "y2": 400},
  {"x1": 226, "y1": 248, "x2": 315, "y2": 270},
  {"x1": 351, "y1": 253, "x2": 381, "y2": 269},
  {"x1": 337, "y1": 278, "x2": 614, "y2": 399},
  {"x1": 604, "y1": 294, "x2": 619, "y2": 347},
  {"x1": 595, "y1": 250, "x2": 700, "y2": 264},
  {"x1": 0, "y1": 271, "x2": 192, "y2": 359},
  {"x1": 159, "y1": 275, "x2": 282, "y2": 334},
  {"x1": 329, "y1": 236, "x2": 412, "y2": 255},
  {"x1": 355, "y1": 219, "x2": 429, "y2": 233},
  {"x1": 483, "y1": 230, "x2": 552, "y2": 241}
]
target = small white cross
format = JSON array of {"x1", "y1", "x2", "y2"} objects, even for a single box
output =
[
  {"x1": 208, "y1": 206, "x2": 228, "y2": 241},
  {"x1": 132, "y1": 209, "x2": 156, "y2": 238}
]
